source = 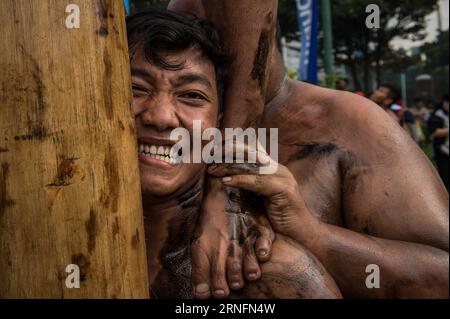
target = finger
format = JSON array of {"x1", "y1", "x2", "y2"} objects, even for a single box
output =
[
  {"x1": 210, "y1": 240, "x2": 230, "y2": 299},
  {"x1": 208, "y1": 154, "x2": 277, "y2": 178},
  {"x1": 224, "y1": 142, "x2": 271, "y2": 165},
  {"x1": 191, "y1": 238, "x2": 212, "y2": 299},
  {"x1": 240, "y1": 213, "x2": 273, "y2": 262},
  {"x1": 243, "y1": 236, "x2": 261, "y2": 282},
  {"x1": 226, "y1": 241, "x2": 244, "y2": 290},
  {"x1": 209, "y1": 163, "x2": 262, "y2": 177},
  {"x1": 220, "y1": 174, "x2": 283, "y2": 197},
  {"x1": 255, "y1": 222, "x2": 274, "y2": 262},
  {"x1": 241, "y1": 218, "x2": 261, "y2": 282}
]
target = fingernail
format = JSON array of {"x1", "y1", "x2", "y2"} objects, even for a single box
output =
[
  {"x1": 248, "y1": 272, "x2": 257, "y2": 280},
  {"x1": 258, "y1": 249, "x2": 267, "y2": 257},
  {"x1": 222, "y1": 177, "x2": 232, "y2": 183},
  {"x1": 195, "y1": 283, "x2": 210, "y2": 294},
  {"x1": 214, "y1": 289, "x2": 225, "y2": 296}
]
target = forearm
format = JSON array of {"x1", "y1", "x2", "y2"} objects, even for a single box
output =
[
  {"x1": 432, "y1": 128, "x2": 449, "y2": 138},
  {"x1": 294, "y1": 219, "x2": 449, "y2": 298},
  {"x1": 202, "y1": 0, "x2": 279, "y2": 128}
]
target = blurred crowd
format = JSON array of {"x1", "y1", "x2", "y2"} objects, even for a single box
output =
[{"x1": 337, "y1": 80, "x2": 449, "y2": 191}]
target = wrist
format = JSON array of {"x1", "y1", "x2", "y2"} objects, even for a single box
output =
[{"x1": 291, "y1": 206, "x2": 325, "y2": 250}]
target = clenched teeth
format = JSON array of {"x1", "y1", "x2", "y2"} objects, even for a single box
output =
[{"x1": 138, "y1": 144, "x2": 180, "y2": 164}]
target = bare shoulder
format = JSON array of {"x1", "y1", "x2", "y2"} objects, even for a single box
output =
[
  {"x1": 292, "y1": 83, "x2": 449, "y2": 250},
  {"x1": 291, "y1": 82, "x2": 403, "y2": 141},
  {"x1": 265, "y1": 81, "x2": 404, "y2": 148},
  {"x1": 281, "y1": 81, "x2": 440, "y2": 176},
  {"x1": 240, "y1": 234, "x2": 342, "y2": 299}
]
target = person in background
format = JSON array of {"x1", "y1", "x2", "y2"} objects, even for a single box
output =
[
  {"x1": 401, "y1": 105, "x2": 420, "y2": 144},
  {"x1": 370, "y1": 84, "x2": 402, "y2": 123},
  {"x1": 404, "y1": 98, "x2": 429, "y2": 146},
  {"x1": 336, "y1": 78, "x2": 350, "y2": 91},
  {"x1": 410, "y1": 97, "x2": 431, "y2": 123},
  {"x1": 428, "y1": 94, "x2": 449, "y2": 191}
]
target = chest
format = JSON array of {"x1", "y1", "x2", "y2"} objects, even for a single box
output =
[
  {"x1": 280, "y1": 143, "x2": 344, "y2": 226},
  {"x1": 150, "y1": 246, "x2": 193, "y2": 299}
]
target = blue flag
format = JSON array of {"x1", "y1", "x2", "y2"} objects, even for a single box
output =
[
  {"x1": 296, "y1": 0, "x2": 319, "y2": 84},
  {"x1": 124, "y1": 0, "x2": 131, "y2": 15}
]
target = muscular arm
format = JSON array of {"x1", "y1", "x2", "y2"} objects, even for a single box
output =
[
  {"x1": 169, "y1": 0, "x2": 280, "y2": 129},
  {"x1": 168, "y1": 0, "x2": 282, "y2": 298},
  {"x1": 297, "y1": 220, "x2": 448, "y2": 298},
  {"x1": 288, "y1": 92, "x2": 449, "y2": 298},
  {"x1": 431, "y1": 128, "x2": 449, "y2": 138},
  {"x1": 210, "y1": 92, "x2": 449, "y2": 298}
]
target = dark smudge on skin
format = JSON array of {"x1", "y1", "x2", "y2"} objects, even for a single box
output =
[
  {"x1": 251, "y1": 31, "x2": 270, "y2": 90},
  {"x1": 152, "y1": 181, "x2": 204, "y2": 299}
]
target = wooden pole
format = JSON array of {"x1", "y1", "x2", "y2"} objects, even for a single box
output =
[{"x1": 0, "y1": 0, "x2": 149, "y2": 298}]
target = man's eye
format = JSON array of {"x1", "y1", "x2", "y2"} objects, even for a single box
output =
[
  {"x1": 180, "y1": 92, "x2": 206, "y2": 100},
  {"x1": 132, "y1": 85, "x2": 149, "y2": 96}
]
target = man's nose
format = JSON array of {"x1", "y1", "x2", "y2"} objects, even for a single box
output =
[{"x1": 140, "y1": 95, "x2": 179, "y2": 132}]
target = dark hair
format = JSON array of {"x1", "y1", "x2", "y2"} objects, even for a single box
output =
[
  {"x1": 442, "y1": 94, "x2": 449, "y2": 103},
  {"x1": 126, "y1": 10, "x2": 231, "y2": 111},
  {"x1": 379, "y1": 83, "x2": 401, "y2": 103}
]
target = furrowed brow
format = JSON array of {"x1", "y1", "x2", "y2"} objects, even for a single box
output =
[
  {"x1": 131, "y1": 68, "x2": 156, "y2": 84},
  {"x1": 171, "y1": 73, "x2": 213, "y2": 89}
]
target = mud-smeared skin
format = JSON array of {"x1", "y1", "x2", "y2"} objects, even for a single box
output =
[
  {"x1": 251, "y1": 31, "x2": 270, "y2": 90},
  {"x1": 225, "y1": 188, "x2": 263, "y2": 258},
  {"x1": 149, "y1": 182, "x2": 203, "y2": 299},
  {"x1": 234, "y1": 236, "x2": 340, "y2": 299},
  {"x1": 169, "y1": 0, "x2": 449, "y2": 299},
  {"x1": 149, "y1": 185, "x2": 259, "y2": 299},
  {"x1": 156, "y1": 198, "x2": 201, "y2": 298},
  {"x1": 150, "y1": 185, "x2": 340, "y2": 299}
]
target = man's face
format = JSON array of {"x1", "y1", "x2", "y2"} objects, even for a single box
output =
[
  {"x1": 370, "y1": 86, "x2": 392, "y2": 106},
  {"x1": 131, "y1": 47, "x2": 220, "y2": 198}
]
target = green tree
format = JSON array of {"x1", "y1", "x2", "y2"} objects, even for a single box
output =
[
  {"x1": 419, "y1": 30, "x2": 449, "y2": 98},
  {"x1": 333, "y1": 0, "x2": 438, "y2": 92},
  {"x1": 278, "y1": 0, "x2": 438, "y2": 92}
]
